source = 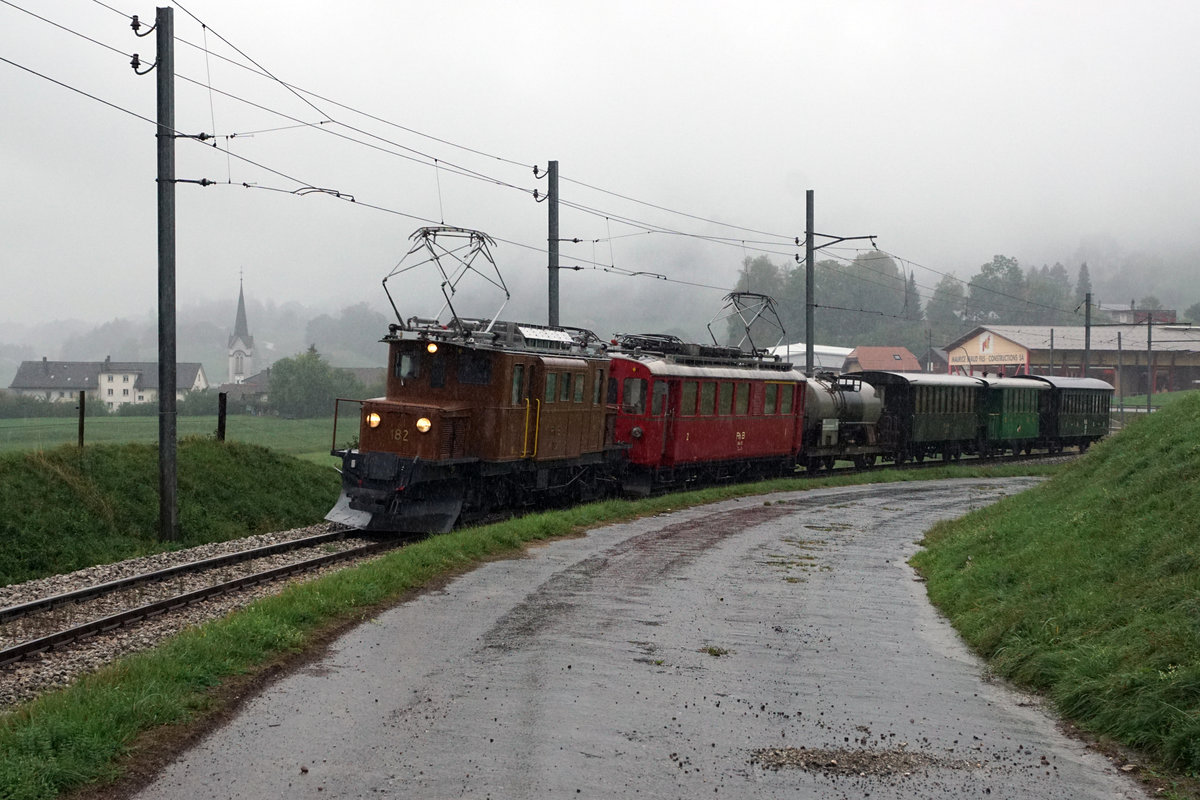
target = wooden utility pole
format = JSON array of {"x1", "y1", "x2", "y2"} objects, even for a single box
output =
[
  {"x1": 156, "y1": 6, "x2": 178, "y2": 541},
  {"x1": 547, "y1": 160, "x2": 560, "y2": 327}
]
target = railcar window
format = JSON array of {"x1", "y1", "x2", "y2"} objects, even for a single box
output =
[
  {"x1": 607, "y1": 376, "x2": 618, "y2": 404},
  {"x1": 560, "y1": 373, "x2": 572, "y2": 401},
  {"x1": 699, "y1": 382, "x2": 716, "y2": 415},
  {"x1": 764, "y1": 383, "x2": 777, "y2": 415},
  {"x1": 594, "y1": 369, "x2": 605, "y2": 404},
  {"x1": 395, "y1": 352, "x2": 420, "y2": 380},
  {"x1": 458, "y1": 351, "x2": 492, "y2": 385},
  {"x1": 545, "y1": 373, "x2": 557, "y2": 403},
  {"x1": 780, "y1": 384, "x2": 794, "y2": 414},
  {"x1": 735, "y1": 382, "x2": 749, "y2": 415},
  {"x1": 574, "y1": 374, "x2": 585, "y2": 403},
  {"x1": 652, "y1": 380, "x2": 668, "y2": 416},
  {"x1": 623, "y1": 378, "x2": 648, "y2": 414},
  {"x1": 511, "y1": 364, "x2": 525, "y2": 405},
  {"x1": 718, "y1": 382, "x2": 733, "y2": 415},
  {"x1": 681, "y1": 381, "x2": 698, "y2": 416}
]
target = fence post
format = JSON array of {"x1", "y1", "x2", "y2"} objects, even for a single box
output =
[{"x1": 217, "y1": 392, "x2": 227, "y2": 441}]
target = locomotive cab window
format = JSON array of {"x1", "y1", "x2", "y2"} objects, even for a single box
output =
[
  {"x1": 594, "y1": 369, "x2": 605, "y2": 404},
  {"x1": 560, "y1": 372, "x2": 572, "y2": 402},
  {"x1": 395, "y1": 351, "x2": 420, "y2": 380},
  {"x1": 764, "y1": 383, "x2": 777, "y2": 415},
  {"x1": 545, "y1": 373, "x2": 557, "y2": 403},
  {"x1": 623, "y1": 378, "x2": 648, "y2": 414},
  {"x1": 574, "y1": 374, "x2": 585, "y2": 403}
]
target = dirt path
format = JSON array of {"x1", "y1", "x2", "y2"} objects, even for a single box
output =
[{"x1": 132, "y1": 478, "x2": 1145, "y2": 799}]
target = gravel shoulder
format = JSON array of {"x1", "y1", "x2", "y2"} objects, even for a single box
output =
[{"x1": 129, "y1": 478, "x2": 1146, "y2": 799}]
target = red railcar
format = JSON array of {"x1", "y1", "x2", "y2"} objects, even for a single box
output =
[{"x1": 608, "y1": 350, "x2": 806, "y2": 493}]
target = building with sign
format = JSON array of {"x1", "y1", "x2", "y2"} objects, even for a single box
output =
[{"x1": 944, "y1": 325, "x2": 1200, "y2": 396}]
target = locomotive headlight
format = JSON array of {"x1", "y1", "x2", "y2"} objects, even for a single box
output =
[
  {"x1": 366, "y1": 412, "x2": 382, "y2": 428},
  {"x1": 426, "y1": 342, "x2": 438, "y2": 354},
  {"x1": 416, "y1": 417, "x2": 432, "y2": 433},
  {"x1": 631, "y1": 426, "x2": 643, "y2": 439}
]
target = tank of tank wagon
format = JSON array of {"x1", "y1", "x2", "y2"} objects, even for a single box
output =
[{"x1": 799, "y1": 373, "x2": 883, "y2": 467}]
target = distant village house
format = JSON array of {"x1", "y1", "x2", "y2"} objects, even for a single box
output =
[{"x1": 8, "y1": 356, "x2": 208, "y2": 410}]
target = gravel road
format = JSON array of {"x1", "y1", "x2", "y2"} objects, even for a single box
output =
[{"x1": 131, "y1": 478, "x2": 1145, "y2": 799}]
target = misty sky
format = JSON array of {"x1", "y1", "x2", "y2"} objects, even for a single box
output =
[{"x1": 3, "y1": 0, "x2": 1199, "y2": 341}]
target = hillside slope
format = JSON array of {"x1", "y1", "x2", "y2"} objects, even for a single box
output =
[
  {"x1": 913, "y1": 394, "x2": 1200, "y2": 774},
  {"x1": 0, "y1": 439, "x2": 340, "y2": 585}
]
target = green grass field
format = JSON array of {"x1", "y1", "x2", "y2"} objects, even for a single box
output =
[{"x1": 0, "y1": 415, "x2": 346, "y2": 465}]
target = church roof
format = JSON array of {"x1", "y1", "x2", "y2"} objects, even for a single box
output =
[{"x1": 229, "y1": 280, "x2": 254, "y2": 349}]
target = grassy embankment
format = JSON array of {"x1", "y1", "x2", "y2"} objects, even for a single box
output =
[
  {"x1": 0, "y1": 415, "x2": 344, "y2": 465},
  {"x1": 913, "y1": 392, "x2": 1200, "y2": 788},
  {"x1": 0, "y1": 443, "x2": 1053, "y2": 800},
  {"x1": 0, "y1": 439, "x2": 340, "y2": 586}
]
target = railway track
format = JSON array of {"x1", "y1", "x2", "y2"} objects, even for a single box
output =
[{"x1": 0, "y1": 526, "x2": 402, "y2": 705}]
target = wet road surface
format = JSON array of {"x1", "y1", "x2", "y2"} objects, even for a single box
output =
[{"x1": 133, "y1": 478, "x2": 1144, "y2": 799}]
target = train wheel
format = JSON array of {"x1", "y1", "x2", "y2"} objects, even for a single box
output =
[{"x1": 823, "y1": 456, "x2": 836, "y2": 470}]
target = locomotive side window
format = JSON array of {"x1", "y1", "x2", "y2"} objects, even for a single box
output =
[
  {"x1": 545, "y1": 373, "x2": 557, "y2": 403},
  {"x1": 718, "y1": 382, "x2": 733, "y2": 415},
  {"x1": 560, "y1": 373, "x2": 572, "y2": 401},
  {"x1": 699, "y1": 382, "x2": 716, "y2": 415},
  {"x1": 681, "y1": 381, "x2": 698, "y2": 416},
  {"x1": 458, "y1": 350, "x2": 492, "y2": 385},
  {"x1": 594, "y1": 369, "x2": 605, "y2": 404},
  {"x1": 623, "y1": 378, "x2": 648, "y2": 414},
  {"x1": 764, "y1": 383, "x2": 777, "y2": 415},
  {"x1": 780, "y1": 384, "x2": 794, "y2": 414},
  {"x1": 651, "y1": 380, "x2": 668, "y2": 416},
  {"x1": 574, "y1": 373, "x2": 585, "y2": 403},
  {"x1": 511, "y1": 364, "x2": 525, "y2": 405},
  {"x1": 607, "y1": 377, "x2": 618, "y2": 404},
  {"x1": 735, "y1": 383, "x2": 749, "y2": 415}
]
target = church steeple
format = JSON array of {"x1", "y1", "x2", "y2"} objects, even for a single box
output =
[{"x1": 228, "y1": 277, "x2": 254, "y2": 383}]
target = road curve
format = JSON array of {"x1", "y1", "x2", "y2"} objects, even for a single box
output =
[{"x1": 132, "y1": 478, "x2": 1144, "y2": 799}]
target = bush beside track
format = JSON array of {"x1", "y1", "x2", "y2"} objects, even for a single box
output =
[{"x1": 913, "y1": 392, "x2": 1200, "y2": 788}]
